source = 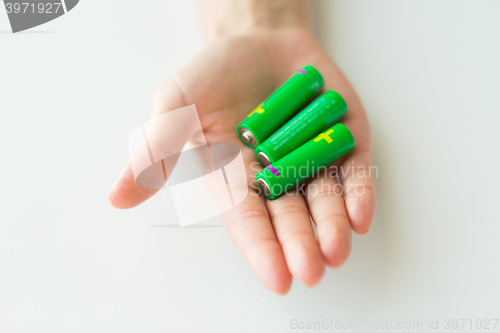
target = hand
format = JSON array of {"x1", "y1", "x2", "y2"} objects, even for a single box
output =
[{"x1": 109, "y1": 27, "x2": 375, "y2": 294}]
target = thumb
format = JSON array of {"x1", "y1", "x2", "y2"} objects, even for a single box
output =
[{"x1": 109, "y1": 80, "x2": 204, "y2": 209}]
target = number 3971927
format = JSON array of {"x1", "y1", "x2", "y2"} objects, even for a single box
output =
[{"x1": 5, "y1": 3, "x2": 63, "y2": 14}]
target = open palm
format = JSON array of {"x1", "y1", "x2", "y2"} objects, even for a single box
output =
[{"x1": 109, "y1": 27, "x2": 375, "y2": 294}]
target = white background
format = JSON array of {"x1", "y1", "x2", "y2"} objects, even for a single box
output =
[{"x1": 1, "y1": 0, "x2": 499, "y2": 332}]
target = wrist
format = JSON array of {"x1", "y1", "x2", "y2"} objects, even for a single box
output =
[{"x1": 199, "y1": 0, "x2": 311, "y2": 40}]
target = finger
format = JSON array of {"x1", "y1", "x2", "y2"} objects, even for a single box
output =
[
  {"x1": 109, "y1": 162, "x2": 159, "y2": 209},
  {"x1": 223, "y1": 187, "x2": 292, "y2": 295},
  {"x1": 333, "y1": 94, "x2": 375, "y2": 235},
  {"x1": 266, "y1": 193, "x2": 325, "y2": 286},
  {"x1": 305, "y1": 175, "x2": 352, "y2": 268},
  {"x1": 338, "y1": 149, "x2": 376, "y2": 235},
  {"x1": 109, "y1": 80, "x2": 189, "y2": 209}
]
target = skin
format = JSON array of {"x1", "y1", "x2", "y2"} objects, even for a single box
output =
[{"x1": 109, "y1": 0, "x2": 375, "y2": 294}]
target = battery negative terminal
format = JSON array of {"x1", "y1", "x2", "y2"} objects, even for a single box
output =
[
  {"x1": 239, "y1": 127, "x2": 256, "y2": 146},
  {"x1": 257, "y1": 178, "x2": 271, "y2": 197}
]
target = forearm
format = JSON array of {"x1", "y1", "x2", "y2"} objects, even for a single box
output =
[{"x1": 199, "y1": 0, "x2": 311, "y2": 40}]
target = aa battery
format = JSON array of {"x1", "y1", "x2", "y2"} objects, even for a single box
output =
[
  {"x1": 254, "y1": 90, "x2": 347, "y2": 167},
  {"x1": 256, "y1": 123, "x2": 355, "y2": 200},
  {"x1": 237, "y1": 65, "x2": 324, "y2": 148}
]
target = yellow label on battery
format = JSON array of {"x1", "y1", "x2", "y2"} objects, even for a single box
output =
[
  {"x1": 314, "y1": 129, "x2": 334, "y2": 143},
  {"x1": 247, "y1": 103, "x2": 265, "y2": 118}
]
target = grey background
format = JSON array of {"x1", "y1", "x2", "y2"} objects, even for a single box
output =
[
  {"x1": 65, "y1": 0, "x2": 77, "y2": 12},
  {"x1": 1, "y1": 0, "x2": 499, "y2": 332}
]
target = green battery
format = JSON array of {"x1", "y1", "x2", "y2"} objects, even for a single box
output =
[
  {"x1": 254, "y1": 90, "x2": 347, "y2": 167},
  {"x1": 237, "y1": 65, "x2": 324, "y2": 148},
  {"x1": 256, "y1": 123, "x2": 355, "y2": 200}
]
